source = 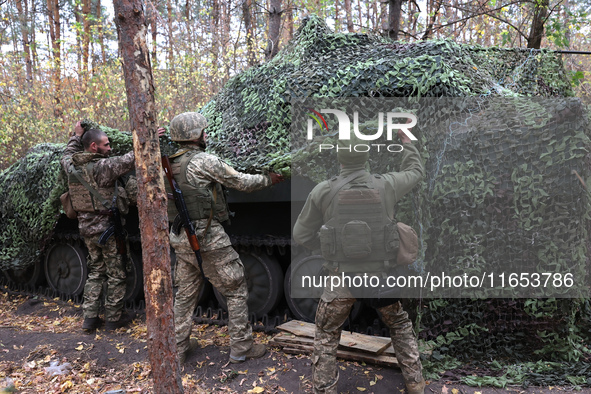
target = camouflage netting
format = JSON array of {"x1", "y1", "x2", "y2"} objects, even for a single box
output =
[
  {"x1": 200, "y1": 15, "x2": 573, "y2": 177},
  {"x1": 0, "y1": 143, "x2": 66, "y2": 271},
  {"x1": 0, "y1": 120, "x2": 178, "y2": 272},
  {"x1": 1, "y1": 14, "x2": 590, "y2": 388},
  {"x1": 261, "y1": 16, "x2": 587, "y2": 387}
]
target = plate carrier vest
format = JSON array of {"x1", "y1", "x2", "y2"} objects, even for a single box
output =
[
  {"x1": 67, "y1": 160, "x2": 116, "y2": 213},
  {"x1": 164, "y1": 150, "x2": 230, "y2": 224}
]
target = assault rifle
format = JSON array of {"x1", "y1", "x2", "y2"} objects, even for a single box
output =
[
  {"x1": 98, "y1": 206, "x2": 127, "y2": 255},
  {"x1": 161, "y1": 155, "x2": 207, "y2": 281}
]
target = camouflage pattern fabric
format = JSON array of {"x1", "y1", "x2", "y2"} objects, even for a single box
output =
[
  {"x1": 60, "y1": 135, "x2": 135, "y2": 237},
  {"x1": 60, "y1": 135, "x2": 135, "y2": 324},
  {"x1": 172, "y1": 235, "x2": 252, "y2": 358},
  {"x1": 313, "y1": 295, "x2": 423, "y2": 393},
  {"x1": 168, "y1": 144, "x2": 271, "y2": 359},
  {"x1": 170, "y1": 112, "x2": 208, "y2": 142},
  {"x1": 178, "y1": 144, "x2": 271, "y2": 192},
  {"x1": 82, "y1": 234, "x2": 126, "y2": 322},
  {"x1": 292, "y1": 143, "x2": 425, "y2": 392}
]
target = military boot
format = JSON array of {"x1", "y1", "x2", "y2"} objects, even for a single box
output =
[
  {"x1": 406, "y1": 378, "x2": 425, "y2": 394},
  {"x1": 229, "y1": 344, "x2": 267, "y2": 364},
  {"x1": 179, "y1": 338, "x2": 199, "y2": 364},
  {"x1": 105, "y1": 311, "x2": 135, "y2": 331},
  {"x1": 82, "y1": 317, "x2": 103, "y2": 331}
]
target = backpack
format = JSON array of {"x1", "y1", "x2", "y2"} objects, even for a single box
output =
[{"x1": 319, "y1": 170, "x2": 418, "y2": 271}]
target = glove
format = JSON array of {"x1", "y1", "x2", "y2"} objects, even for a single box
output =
[{"x1": 269, "y1": 172, "x2": 285, "y2": 185}]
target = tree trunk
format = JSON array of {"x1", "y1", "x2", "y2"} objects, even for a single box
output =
[
  {"x1": 166, "y1": 0, "x2": 174, "y2": 70},
  {"x1": 243, "y1": 0, "x2": 256, "y2": 66},
  {"x1": 150, "y1": 0, "x2": 158, "y2": 64},
  {"x1": 112, "y1": 0, "x2": 183, "y2": 392},
  {"x1": 74, "y1": 1, "x2": 82, "y2": 74},
  {"x1": 335, "y1": 0, "x2": 341, "y2": 31},
  {"x1": 387, "y1": 0, "x2": 402, "y2": 40},
  {"x1": 421, "y1": 0, "x2": 440, "y2": 40},
  {"x1": 211, "y1": 0, "x2": 220, "y2": 74},
  {"x1": 371, "y1": 0, "x2": 377, "y2": 31},
  {"x1": 31, "y1": 0, "x2": 37, "y2": 72},
  {"x1": 527, "y1": 0, "x2": 548, "y2": 49},
  {"x1": 82, "y1": 0, "x2": 91, "y2": 73},
  {"x1": 97, "y1": 0, "x2": 106, "y2": 63},
  {"x1": 380, "y1": 0, "x2": 387, "y2": 32},
  {"x1": 221, "y1": 0, "x2": 230, "y2": 82},
  {"x1": 344, "y1": 0, "x2": 354, "y2": 32},
  {"x1": 185, "y1": 0, "x2": 192, "y2": 53},
  {"x1": 14, "y1": 0, "x2": 33, "y2": 86},
  {"x1": 46, "y1": 0, "x2": 62, "y2": 118},
  {"x1": 283, "y1": 3, "x2": 293, "y2": 43},
  {"x1": 265, "y1": 0, "x2": 282, "y2": 60},
  {"x1": 357, "y1": 0, "x2": 362, "y2": 28},
  {"x1": 563, "y1": 0, "x2": 570, "y2": 47}
]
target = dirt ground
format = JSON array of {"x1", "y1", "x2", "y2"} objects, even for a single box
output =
[{"x1": 0, "y1": 289, "x2": 581, "y2": 394}]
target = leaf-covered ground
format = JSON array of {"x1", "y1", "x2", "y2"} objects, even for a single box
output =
[{"x1": 0, "y1": 288, "x2": 574, "y2": 393}]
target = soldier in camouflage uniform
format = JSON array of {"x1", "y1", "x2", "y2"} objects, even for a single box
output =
[
  {"x1": 293, "y1": 127, "x2": 426, "y2": 394},
  {"x1": 61, "y1": 122, "x2": 135, "y2": 332},
  {"x1": 163, "y1": 112, "x2": 284, "y2": 364}
]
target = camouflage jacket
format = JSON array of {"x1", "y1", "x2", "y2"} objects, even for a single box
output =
[
  {"x1": 61, "y1": 135, "x2": 135, "y2": 237},
  {"x1": 293, "y1": 143, "x2": 425, "y2": 251},
  {"x1": 168, "y1": 144, "x2": 271, "y2": 251}
]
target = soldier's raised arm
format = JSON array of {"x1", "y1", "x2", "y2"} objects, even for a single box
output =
[
  {"x1": 60, "y1": 121, "x2": 85, "y2": 172},
  {"x1": 382, "y1": 128, "x2": 424, "y2": 203}
]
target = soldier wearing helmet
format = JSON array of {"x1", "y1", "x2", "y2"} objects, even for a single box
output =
[{"x1": 160, "y1": 112, "x2": 284, "y2": 364}]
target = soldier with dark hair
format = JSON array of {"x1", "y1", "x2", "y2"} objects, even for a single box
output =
[
  {"x1": 293, "y1": 126, "x2": 426, "y2": 394},
  {"x1": 61, "y1": 122, "x2": 135, "y2": 332},
  {"x1": 162, "y1": 112, "x2": 284, "y2": 364}
]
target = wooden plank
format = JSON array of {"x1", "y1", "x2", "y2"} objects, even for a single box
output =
[
  {"x1": 277, "y1": 320, "x2": 392, "y2": 355},
  {"x1": 271, "y1": 333, "x2": 397, "y2": 357},
  {"x1": 279, "y1": 345, "x2": 399, "y2": 368}
]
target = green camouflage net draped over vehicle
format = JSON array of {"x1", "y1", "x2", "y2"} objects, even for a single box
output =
[
  {"x1": 268, "y1": 17, "x2": 587, "y2": 387},
  {"x1": 0, "y1": 14, "x2": 589, "y2": 388},
  {"x1": 0, "y1": 121, "x2": 177, "y2": 272},
  {"x1": 200, "y1": 16, "x2": 572, "y2": 178}
]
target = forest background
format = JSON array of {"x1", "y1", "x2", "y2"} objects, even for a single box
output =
[{"x1": 0, "y1": 0, "x2": 589, "y2": 170}]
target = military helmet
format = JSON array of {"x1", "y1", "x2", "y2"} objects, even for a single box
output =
[{"x1": 169, "y1": 112, "x2": 208, "y2": 142}]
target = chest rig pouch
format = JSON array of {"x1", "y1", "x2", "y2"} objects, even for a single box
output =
[
  {"x1": 319, "y1": 172, "x2": 399, "y2": 270},
  {"x1": 165, "y1": 150, "x2": 230, "y2": 225},
  {"x1": 67, "y1": 161, "x2": 128, "y2": 214}
]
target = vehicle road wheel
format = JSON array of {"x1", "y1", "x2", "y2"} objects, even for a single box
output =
[
  {"x1": 284, "y1": 255, "x2": 323, "y2": 322},
  {"x1": 4, "y1": 259, "x2": 46, "y2": 287},
  {"x1": 285, "y1": 255, "x2": 361, "y2": 323},
  {"x1": 213, "y1": 251, "x2": 284, "y2": 318},
  {"x1": 44, "y1": 242, "x2": 88, "y2": 297}
]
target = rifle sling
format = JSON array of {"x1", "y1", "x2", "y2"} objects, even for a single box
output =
[{"x1": 69, "y1": 163, "x2": 115, "y2": 211}]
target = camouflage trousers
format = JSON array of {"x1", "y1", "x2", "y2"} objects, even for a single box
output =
[
  {"x1": 173, "y1": 245, "x2": 253, "y2": 359},
  {"x1": 82, "y1": 235, "x2": 126, "y2": 322},
  {"x1": 313, "y1": 298, "x2": 423, "y2": 393}
]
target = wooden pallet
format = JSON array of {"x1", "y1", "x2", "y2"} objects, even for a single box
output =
[{"x1": 270, "y1": 320, "x2": 399, "y2": 367}]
